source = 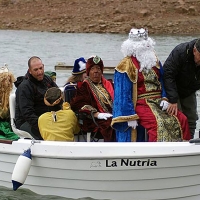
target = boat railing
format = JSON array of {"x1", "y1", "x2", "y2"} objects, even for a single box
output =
[{"x1": 54, "y1": 61, "x2": 117, "y2": 80}]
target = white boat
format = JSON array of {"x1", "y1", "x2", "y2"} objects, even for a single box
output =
[
  {"x1": 1, "y1": 138, "x2": 200, "y2": 200},
  {"x1": 0, "y1": 93, "x2": 200, "y2": 200}
]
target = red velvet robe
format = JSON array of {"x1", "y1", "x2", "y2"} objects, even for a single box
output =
[
  {"x1": 70, "y1": 76, "x2": 115, "y2": 142},
  {"x1": 133, "y1": 57, "x2": 191, "y2": 141}
]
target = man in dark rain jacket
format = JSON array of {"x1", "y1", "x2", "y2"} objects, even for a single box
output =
[
  {"x1": 163, "y1": 38, "x2": 200, "y2": 139},
  {"x1": 15, "y1": 56, "x2": 57, "y2": 139}
]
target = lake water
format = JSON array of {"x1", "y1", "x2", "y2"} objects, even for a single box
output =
[
  {"x1": 0, "y1": 186, "x2": 73, "y2": 200},
  {"x1": 0, "y1": 30, "x2": 199, "y2": 199},
  {"x1": 0, "y1": 30, "x2": 198, "y2": 87}
]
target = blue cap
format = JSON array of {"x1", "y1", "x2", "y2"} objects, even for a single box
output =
[{"x1": 72, "y1": 57, "x2": 86, "y2": 75}]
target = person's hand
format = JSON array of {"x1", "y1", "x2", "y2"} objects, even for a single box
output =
[
  {"x1": 97, "y1": 113, "x2": 113, "y2": 120},
  {"x1": 160, "y1": 100, "x2": 169, "y2": 111},
  {"x1": 128, "y1": 120, "x2": 138, "y2": 129},
  {"x1": 166, "y1": 103, "x2": 178, "y2": 116}
]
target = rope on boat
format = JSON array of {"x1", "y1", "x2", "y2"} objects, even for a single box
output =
[{"x1": 29, "y1": 139, "x2": 41, "y2": 148}]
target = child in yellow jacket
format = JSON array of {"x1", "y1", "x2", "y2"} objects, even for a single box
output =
[{"x1": 38, "y1": 87, "x2": 80, "y2": 141}]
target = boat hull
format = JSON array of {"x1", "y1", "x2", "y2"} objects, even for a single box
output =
[{"x1": 0, "y1": 139, "x2": 200, "y2": 200}]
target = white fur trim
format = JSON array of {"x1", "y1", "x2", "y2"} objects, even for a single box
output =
[{"x1": 78, "y1": 61, "x2": 86, "y2": 71}]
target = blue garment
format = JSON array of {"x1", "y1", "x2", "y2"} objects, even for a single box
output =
[
  {"x1": 112, "y1": 57, "x2": 167, "y2": 142},
  {"x1": 112, "y1": 71, "x2": 136, "y2": 142}
]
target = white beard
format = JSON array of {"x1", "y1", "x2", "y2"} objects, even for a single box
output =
[{"x1": 121, "y1": 37, "x2": 157, "y2": 72}]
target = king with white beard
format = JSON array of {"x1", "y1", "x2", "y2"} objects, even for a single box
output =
[{"x1": 111, "y1": 28, "x2": 191, "y2": 142}]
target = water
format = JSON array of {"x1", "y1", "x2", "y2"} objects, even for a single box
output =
[
  {"x1": 0, "y1": 30, "x2": 199, "y2": 199},
  {"x1": 0, "y1": 30, "x2": 198, "y2": 87},
  {"x1": 0, "y1": 186, "x2": 74, "y2": 200},
  {"x1": 0, "y1": 186, "x2": 96, "y2": 200}
]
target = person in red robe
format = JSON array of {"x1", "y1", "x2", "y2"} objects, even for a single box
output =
[
  {"x1": 70, "y1": 55, "x2": 115, "y2": 142},
  {"x1": 111, "y1": 28, "x2": 191, "y2": 142}
]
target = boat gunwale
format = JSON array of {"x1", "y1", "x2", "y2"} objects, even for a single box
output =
[{"x1": 1, "y1": 140, "x2": 200, "y2": 159}]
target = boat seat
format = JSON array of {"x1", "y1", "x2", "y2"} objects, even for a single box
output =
[
  {"x1": 63, "y1": 83, "x2": 77, "y2": 103},
  {"x1": 9, "y1": 93, "x2": 33, "y2": 139},
  {"x1": 75, "y1": 109, "x2": 104, "y2": 142}
]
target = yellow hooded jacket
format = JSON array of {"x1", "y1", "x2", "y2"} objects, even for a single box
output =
[{"x1": 38, "y1": 102, "x2": 80, "y2": 141}]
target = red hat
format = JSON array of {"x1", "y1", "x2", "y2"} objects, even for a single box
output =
[{"x1": 86, "y1": 55, "x2": 104, "y2": 75}]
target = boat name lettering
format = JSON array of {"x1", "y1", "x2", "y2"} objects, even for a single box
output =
[{"x1": 106, "y1": 159, "x2": 157, "y2": 167}]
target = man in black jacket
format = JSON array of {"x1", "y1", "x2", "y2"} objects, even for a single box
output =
[
  {"x1": 15, "y1": 56, "x2": 57, "y2": 139},
  {"x1": 163, "y1": 38, "x2": 200, "y2": 139}
]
